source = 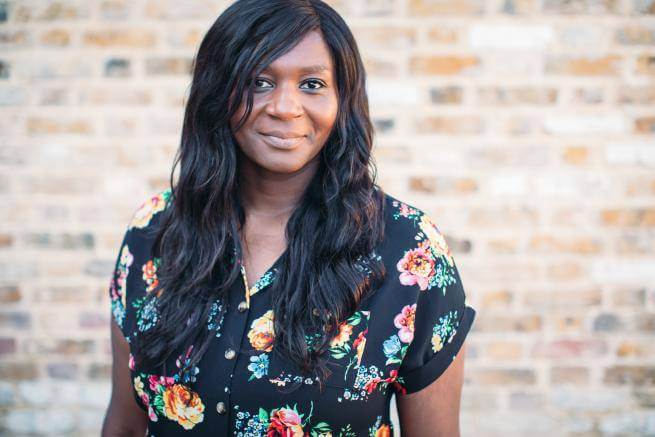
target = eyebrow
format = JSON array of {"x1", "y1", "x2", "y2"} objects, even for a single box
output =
[{"x1": 262, "y1": 64, "x2": 330, "y2": 75}]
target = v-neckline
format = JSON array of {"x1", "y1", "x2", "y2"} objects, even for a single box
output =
[{"x1": 238, "y1": 249, "x2": 285, "y2": 298}]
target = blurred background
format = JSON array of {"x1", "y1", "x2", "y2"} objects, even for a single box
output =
[{"x1": 1, "y1": 0, "x2": 654, "y2": 435}]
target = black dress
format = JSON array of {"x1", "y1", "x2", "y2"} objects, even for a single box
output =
[{"x1": 108, "y1": 188, "x2": 476, "y2": 436}]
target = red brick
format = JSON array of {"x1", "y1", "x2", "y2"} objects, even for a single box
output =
[
  {"x1": 532, "y1": 339, "x2": 607, "y2": 359},
  {"x1": 545, "y1": 55, "x2": 622, "y2": 76},
  {"x1": 409, "y1": 55, "x2": 480, "y2": 76},
  {"x1": 635, "y1": 116, "x2": 655, "y2": 133},
  {"x1": 529, "y1": 234, "x2": 603, "y2": 254},
  {"x1": 481, "y1": 290, "x2": 513, "y2": 308},
  {"x1": 523, "y1": 289, "x2": 602, "y2": 309},
  {"x1": 604, "y1": 366, "x2": 655, "y2": 385},
  {"x1": 0, "y1": 285, "x2": 21, "y2": 303},
  {"x1": 473, "y1": 314, "x2": 542, "y2": 332},
  {"x1": 0, "y1": 338, "x2": 16, "y2": 354},
  {"x1": 601, "y1": 208, "x2": 655, "y2": 226},
  {"x1": 470, "y1": 368, "x2": 537, "y2": 385},
  {"x1": 0, "y1": 362, "x2": 37, "y2": 380},
  {"x1": 408, "y1": 0, "x2": 484, "y2": 15},
  {"x1": 550, "y1": 366, "x2": 590, "y2": 385}
]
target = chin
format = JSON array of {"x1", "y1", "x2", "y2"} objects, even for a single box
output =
[{"x1": 259, "y1": 158, "x2": 308, "y2": 174}]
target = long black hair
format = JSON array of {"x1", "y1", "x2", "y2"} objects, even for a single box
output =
[{"x1": 132, "y1": 0, "x2": 387, "y2": 391}]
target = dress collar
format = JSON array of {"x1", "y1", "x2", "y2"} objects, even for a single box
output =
[{"x1": 233, "y1": 246, "x2": 282, "y2": 307}]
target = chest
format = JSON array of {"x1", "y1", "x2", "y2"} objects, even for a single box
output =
[
  {"x1": 130, "y1": 272, "x2": 405, "y2": 436},
  {"x1": 239, "y1": 223, "x2": 287, "y2": 289}
]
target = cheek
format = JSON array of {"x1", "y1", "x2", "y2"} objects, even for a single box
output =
[
  {"x1": 229, "y1": 103, "x2": 247, "y2": 132},
  {"x1": 311, "y1": 99, "x2": 339, "y2": 138},
  {"x1": 228, "y1": 87, "x2": 257, "y2": 132}
]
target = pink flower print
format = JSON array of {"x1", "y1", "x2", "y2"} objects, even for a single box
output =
[
  {"x1": 392, "y1": 200, "x2": 419, "y2": 218},
  {"x1": 399, "y1": 204, "x2": 410, "y2": 216},
  {"x1": 139, "y1": 392, "x2": 158, "y2": 422},
  {"x1": 148, "y1": 374, "x2": 175, "y2": 392},
  {"x1": 393, "y1": 304, "x2": 416, "y2": 343},
  {"x1": 396, "y1": 243, "x2": 435, "y2": 291},
  {"x1": 147, "y1": 404, "x2": 158, "y2": 421}
]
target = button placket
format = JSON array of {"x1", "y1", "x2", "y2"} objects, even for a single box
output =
[
  {"x1": 215, "y1": 259, "x2": 279, "y2": 428},
  {"x1": 214, "y1": 269, "x2": 255, "y2": 427},
  {"x1": 237, "y1": 300, "x2": 248, "y2": 313}
]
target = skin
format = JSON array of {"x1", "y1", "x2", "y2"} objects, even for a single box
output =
[
  {"x1": 230, "y1": 29, "x2": 339, "y2": 287},
  {"x1": 101, "y1": 318, "x2": 148, "y2": 436},
  {"x1": 396, "y1": 344, "x2": 467, "y2": 436}
]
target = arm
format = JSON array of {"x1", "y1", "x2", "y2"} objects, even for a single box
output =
[
  {"x1": 101, "y1": 317, "x2": 148, "y2": 437},
  {"x1": 396, "y1": 343, "x2": 467, "y2": 437}
]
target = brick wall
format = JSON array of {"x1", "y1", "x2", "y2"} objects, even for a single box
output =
[{"x1": 1, "y1": 0, "x2": 654, "y2": 435}]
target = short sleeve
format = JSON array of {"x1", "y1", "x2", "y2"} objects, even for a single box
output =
[
  {"x1": 107, "y1": 188, "x2": 170, "y2": 344},
  {"x1": 108, "y1": 226, "x2": 135, "y2": 342},
  {"x1": 394, "y1": 216, "x2": 476, "y2": 395}
]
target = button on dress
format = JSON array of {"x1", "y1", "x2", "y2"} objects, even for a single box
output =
[{"x1": 108, "y1": 188, "x2": 477, "y2": 436}]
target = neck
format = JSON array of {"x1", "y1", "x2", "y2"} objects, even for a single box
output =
[{"x1": 238, "y1": 158, "x2": 319, "y2": 219}]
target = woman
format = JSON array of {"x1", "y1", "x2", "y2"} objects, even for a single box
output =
[{"x1": 102, "y1": 1, "x2": 476, "y2": 436}]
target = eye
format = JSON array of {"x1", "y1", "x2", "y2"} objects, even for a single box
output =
[
  {"x1": 251, "y1": 78, "x2": 326, "y2": 91},
  {"x1": 253, "y1": 78, "x2": 272, "y2": 89},
  {"x1": 300, "y1": 79, "x2": 326, "y2": 90}
]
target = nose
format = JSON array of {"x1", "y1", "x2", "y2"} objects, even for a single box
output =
[{"x1": 264, "y1": 83, "x2": 304, "y2": 119}]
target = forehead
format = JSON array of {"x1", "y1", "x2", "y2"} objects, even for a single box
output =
[{"x1": 261, "y1": 31, "x2": 334, "y2": 76}]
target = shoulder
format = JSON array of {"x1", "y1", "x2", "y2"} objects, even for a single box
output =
[
  {"x1": 369, "y1": 193, "x2": 474, "y2": 395},
  {"x1": 363, "y1": 190, "x2": 461, "y2": 314},
  {"x1": 351, "y1": 192, "x2": 473, "y2": 395},
  {"x1": 119, "y1": 186, "x2": 173, "y2": 265},
  {"x1": 109, "y1": 187, "x2": 172, "y2": 342},
  {"x1": 380, "y1": 192, "x2": 456, "y2": 286},
  {"x1": 123, "y1": 187, "x2": 173, "y2": 292},
  {"x1": 127, "y1": 187, "x2": 173, "y2": 234}
]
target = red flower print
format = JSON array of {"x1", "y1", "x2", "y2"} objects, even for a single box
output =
[
  {"x1": 363, "y1": 369, "x2": 406, "y2": 395},
  {"x1": 353, "y1": 328, "x2": 368, "y2": 367},
  {"x1": 353, "y1": 328, "x2": 367, "y2": 349},
  {"x1": 266, "y1": 407, "x2": 305, "y2": 436},
  {"x1": 364, "y1": 378, "x2": 380, "y2": 394},
  {"x1": 388, "y1": 369, "x2": 407, "y2": 395},
  {"x1": 142, "y1": 260, "x2": 160, "y2": 294}
]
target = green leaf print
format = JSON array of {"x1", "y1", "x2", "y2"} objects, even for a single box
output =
[
  {"x1": 258, "y1": 407, "x2": 268, "y2": 423},
  {"x1": 152, "y1": 392, "x2": 166, "y2": 416},
  {"x1": 310, "y1": 421, "x2": 332, "y2": 436},
  {"x1": 301, "y1": 401, "x2": 313, "y2": 426},
  {"x1": 346, "y1": 311, "x2": 362, "y2": 326},
  {"x1": 329, "y1": 343, "x2": 351, "y2": 359},
  {"x1": 338, "y1": 424, "x2": 357, "y2": 437}
]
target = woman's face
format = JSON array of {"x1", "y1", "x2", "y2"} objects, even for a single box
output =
[{"x1": 230, "y1": 30, "x2": 339, "y2": 174}]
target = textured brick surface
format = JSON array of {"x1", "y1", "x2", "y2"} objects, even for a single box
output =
[{"x1": 1, "y1": 0, "x2": 654, "y2": 435}]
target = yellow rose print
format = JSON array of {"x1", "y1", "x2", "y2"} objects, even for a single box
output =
[
  {"x1": 248, "y1": 310, "x2": 275, "y2": 352},
  {"x1": 419, "y1": 214, "x2": 454, "y2": 267},
  {"x1": 163, "y1": 384, "x2": 205, "y2": 430},
  {"x1": 129, "y1": 189, "x2": 171, "y2": 230}
]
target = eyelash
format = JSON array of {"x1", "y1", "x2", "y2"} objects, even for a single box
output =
[{"x1": 252, "y1": 78, "x2": 326, "y2": 91}]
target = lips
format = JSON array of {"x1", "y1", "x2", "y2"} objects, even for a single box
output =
[
  {"x1": 260, "y1": 130, "x2": 306, "y2": 139},
  {"x1": 260, "y1": 133, "x2": 306, "y2": 149}
]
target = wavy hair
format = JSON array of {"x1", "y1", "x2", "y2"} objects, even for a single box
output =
[{"x1": 132, "y1": 0, "x2": 387, "y2": 391}]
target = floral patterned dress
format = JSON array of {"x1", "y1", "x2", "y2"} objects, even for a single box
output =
[{"x1": 108, "y1": 188, "x2": 477, "y2": 436}]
